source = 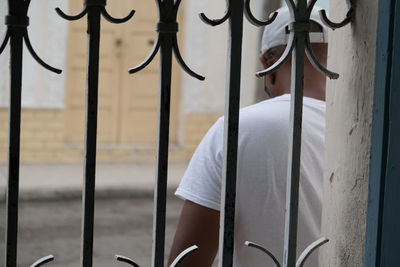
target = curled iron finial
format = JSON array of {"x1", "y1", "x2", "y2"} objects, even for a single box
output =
[
  {"x1": 56, "y1": 4, "x2": 134, "y2": 24},
  {"x1": 115, "y1": 255, "x2": 140, "y2": 267},
  {"x1": 319, "y1": 0, "x2": 354, "y2": 30},
  {"x1": 319, "y1": 8, "x2": 354, "y2": 30},
  {"x1": 1, "y1": 0, "x2": 62, "y2": 74},
  {"x1": 296, "y1": 237, "x2": 329, "y2": 267},
  {"x1": 55, "y1": 7, "x2": 88, "y2": 21},
  {"x1": 305, "y1": 33, "x2": 339, "y2": 79},
  {"x1": 128, "y1": 0, "x2": 204, "y2": 80},
  {"x1": 101, "y1": 8, "x2": 135, "y2": 24},
  {"x1": 129, "y1": 35, "x2": 160, "y2": 74},
  {"x1": 199, "y1": 1, "x2": 230, "y2": 27},
  {"x1": 172, "y1": 37, "x2": 204, "y2": 80},
  {"x1": 307, "y1": 0, "x2": 319, "y2": 13},
  {"x1": 256, "y1": 2, "x2": 345, "y2": 79},
  {"x1": 169, "y1": 245, "x2": 198, "y2": 267},
  {"x1": 0, "y1": 31, "x2": 10, "y2": 55},
  {"x1": 23, "y1": 30, "x2": 62, "y2": 74},
  {"x1": 245, "y1": 241, "x2": 281, "y2": 267},
  {"x1": 30, "y1": 255, "x2": 54, "y2": 267},
  {"x1": 256, "y1": 32, "x2": 295, "y2": 77},
  {"x1": 199, "y1": 10, "x2": 230, "y2": 27},
  {"x1": 244, "y1": 0, "x2": 278, "y2": 26}
]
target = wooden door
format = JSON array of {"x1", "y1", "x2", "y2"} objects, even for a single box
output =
[{"x1": 64, "y1": 0, "x2": 181, "y2": 145}]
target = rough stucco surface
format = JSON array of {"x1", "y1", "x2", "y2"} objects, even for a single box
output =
[{"x1": 319, "y1": 0, "x2": 377, "y2": 266}]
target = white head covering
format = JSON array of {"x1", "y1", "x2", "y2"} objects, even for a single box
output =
[{"x1": 261, "y1": 6, "x2": 328, "y2": 55}]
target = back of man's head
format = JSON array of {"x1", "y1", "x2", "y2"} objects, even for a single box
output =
[{"x1": 260, "y1": 6, "x2": 328, "y2": 100}]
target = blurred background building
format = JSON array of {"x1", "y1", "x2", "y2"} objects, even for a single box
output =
[{"x1": 0, "y1": 0, "x2": 328, "y2": 165}]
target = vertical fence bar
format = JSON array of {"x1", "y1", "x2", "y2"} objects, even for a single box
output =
[
  {"x1": 55, "y1": 2, "x2": 134, "y2": 266},
  {"x1": 4, "y1": 1, "x2": 27, "y2": 266},
  {"x1": 283, "y1": 1, "x2": 308, "y2": 266},
  {"x1": 152, "y1": 0, "x2": 173, "y2": 265},
  {"x1": 81, "y1": 4, "x2": 102, "y2": 267},
  {"x1": 218, "y1": 1, "x2": 244, "y2": 266},
  {"x1": 2, "y1": 1, "x2": 62, "y2": 265},
  {"x1": 5, "y1": 9, "x2": 24, "y2": 267},
  {"x1": 126, "y1": 1, "x2": 204, "y2": 265}
]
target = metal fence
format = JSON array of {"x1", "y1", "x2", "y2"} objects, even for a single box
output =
[{"x1": 0, "y1": 0, "x2": 354, "y2": 266}]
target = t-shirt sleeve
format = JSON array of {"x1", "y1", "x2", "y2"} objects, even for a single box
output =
[{"x1": 175, "y1": 118, "x2": 224, "y2": 211}]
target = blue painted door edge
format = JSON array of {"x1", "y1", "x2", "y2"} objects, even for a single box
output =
[{"x1": 364, "y1": 0, "x2": 400, "y2": 266}]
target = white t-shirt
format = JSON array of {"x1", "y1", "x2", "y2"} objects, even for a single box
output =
[{"x1": 176, "y1": 94, "x2": 325, "y2": 267}]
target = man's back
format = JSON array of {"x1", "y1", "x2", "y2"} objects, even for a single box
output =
[{"x1": 176, "y1": 94, "x2": 325, "y2": 266}]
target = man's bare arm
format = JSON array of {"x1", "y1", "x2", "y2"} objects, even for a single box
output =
[{"x1": 168, "y1": 200, "x2": 220, "y2": 267}]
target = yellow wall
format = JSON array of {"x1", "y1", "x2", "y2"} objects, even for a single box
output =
[{"x1": 0, "y1": 109, "x2": 220, "y2": 164}]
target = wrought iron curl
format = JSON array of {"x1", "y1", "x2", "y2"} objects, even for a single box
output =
[
  {"x1": 305, "y1": 33, "x2": 339, "y2": 79},
  {"x1": 254, "y1": 0, "x2": 345, "y2": 79},
  {"x1": 23, "y1": 29, "x2": 61, "y2": 73},
  {"x1": 115, "y1": 255, "x2": 140, "y2": 267},
  {"x1": 102, "y1": 8, "x2": 135, "y2": 24},
  {"x1": 0, "y1": 0, "x2": 62, "y2": 73},
  {"x1": 55, "y1": 7, "x2": 88, "y2": 21},
  {"x1": 198, "y1": 0, "x2": 230, "y2": 27},
  {"x1": 30, "y1": 255, "x2": 54, "y2": 267},
  {"x1": 256, "y1": 32, "x2": 295, "y2": 77},
  {"x1": 0, "y1": 30, "x2": 10, "y2": 55},
  {"x1": 244, "y1": 237, "x2": 328, "y2": 267},
  {"x1": 245, "y1": 241, "x2": 281, "y2": 267},
  {"x1": 296, "y1": 237, "x2": 329, "y2": 267},
  {"x1": 115, "y1": 245, "x2": 198, "y2": 267},
  {"x1": 55, "y1": 1, "x2": 135, "y2": 24},
  {"x1": 199, "y1": 10, "x2": 230, "y2": 27},
  {"x1": 319, "y1": 0, "x2": 354, "y2": 30},
  {"x1": 169, "y1": 245, "x2": 198, "y2": 267},
  {"x1": 129, "y1": 35, "x2": 160, "y2": 74},
  {"x1": 128, "y1": 0, "x2": 204, "y2": 80},
  {"x1": 244, "y1": 0, "x2": 278, "y2": 26}
]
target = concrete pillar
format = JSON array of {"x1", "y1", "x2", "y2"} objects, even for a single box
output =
[{"x1": 319, "y1": 0, "x2": 378, "y2": 266}]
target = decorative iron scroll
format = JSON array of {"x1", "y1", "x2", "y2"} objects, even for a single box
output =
[
  {"x1": 29, "y1": 255, "x2": 55, "y2": 267},
  {"x1": 0, "y1": 0, "x2": 62, "y2": 266},
  {"x1": 128, "y1": 0, "x2": 204, "y2": 80},
  {"x1": 55, "y1": 0, "x2": 135, "y2": 266},
  {"x1": 319, "y1": 0, "x2": 354, "y2": 30},
  {"x1": 0, "y1": 0, "x2": 62, "y2": 74}
]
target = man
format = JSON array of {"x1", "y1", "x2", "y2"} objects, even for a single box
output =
[{"x1": 168, "y1": 6, "x2": 328, "y2": 267}]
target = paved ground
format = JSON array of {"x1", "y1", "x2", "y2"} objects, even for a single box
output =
[
  {"x1": 0, "y1": 197, "x2": 184, "y2": 267},
  {"x1": 0, "y1": 163, "x2": 186, "y2": 201},
  {"x1": 0, "y1": 163, "x2": 212, "y2": 266}
]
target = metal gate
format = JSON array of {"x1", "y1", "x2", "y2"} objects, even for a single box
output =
[{"x1": 0, "y1": 0, "x2": 354, "y2": 266}]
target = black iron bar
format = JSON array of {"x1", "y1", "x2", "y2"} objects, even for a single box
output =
[
  {"x1": 3, "y1": 1, "x2": 61, "y2": 266},
  {"x1": 151, "y1": 1, "x2": 174, "y2": 265},
  {"x1": 152, "y1": 33, "x2": 173, "y2": 267},
  {"x1": 5, "y1": 0, "x2": 29, "y2": 267},
  {"x1": 5, "y1": 21, "x2": 24, "y2": 267},
  {"x1": 55, "y1": 2, "x2": 134, "y2": 266},
  {"x1": 218, "y1": 1, "x2": 244, "y2": 267},
  {"x1": 127, "y1": 0, "x2": 203, "y2": 265},
  {"x1": 81, "y1": 5, "x2": 102, "y2": 267},
  {"x1": 282, "y1": 1, "x2": 307, "y2": 266}
]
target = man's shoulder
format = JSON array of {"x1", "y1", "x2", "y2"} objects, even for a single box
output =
[{"x1": 239, "y1": 95, "x2": 292, "y2": 125}]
